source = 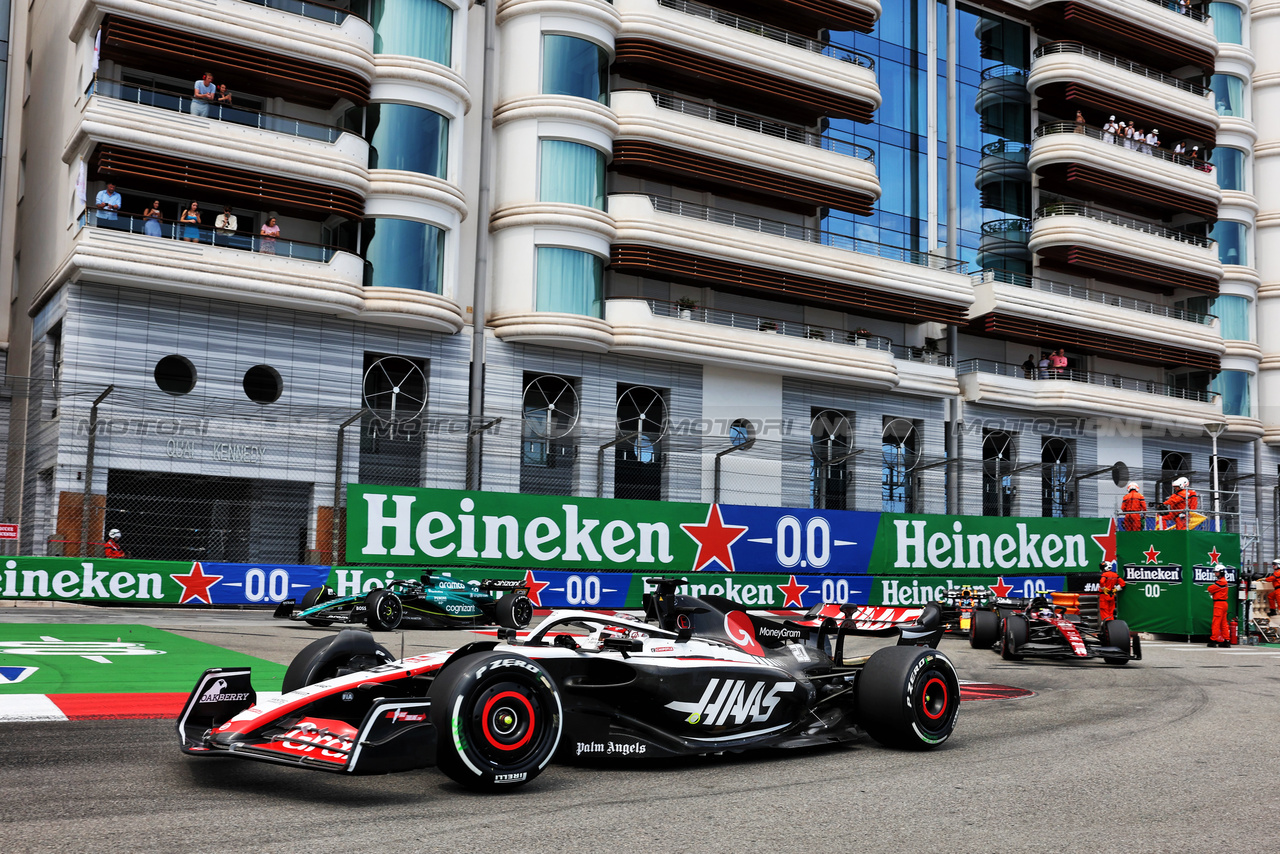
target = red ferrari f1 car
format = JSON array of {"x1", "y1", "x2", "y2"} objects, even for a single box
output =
[
  {"x1": 178, "y1": 580, "x2": 960, "y2": 791},
  {"x1": 968, "y1": 596, "x2": 1141, "y2": 665}
]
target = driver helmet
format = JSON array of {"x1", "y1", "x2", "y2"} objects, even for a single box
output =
[
  {"x1": 108, "y1": 529, "x2": 121, "y2": 539},
  {"x1": 1173, "y1": 476, "x2": 1190, "y2": 489}
]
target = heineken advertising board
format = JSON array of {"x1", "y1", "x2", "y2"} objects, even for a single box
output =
[
  {"x1": 346, "y1": 485, "x2": 1121, "y2": 575},
  {"x1": 0, "y1": 557, "x2": 331, "y2": 606}
]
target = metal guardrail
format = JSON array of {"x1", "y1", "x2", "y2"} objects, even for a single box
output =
[
  {"x1": 957, "y1": 358, "x2": 1220, "y2": 403},
  {"x1": 239, "y1": 0, "x2": 368, "y2": 24},
  {"x1": 1034, "y1": 122, "x2": 1213, "y2": 171},
  {"x1": 646, "y1": 92, "x2": 875, "y2": 161},
  {"x1": 1033, "y1": 202, "x2": 1215, "y2": 248},
  {"x1": 1033, "y1": 42, "x2": 1209, "y2": 96},
  {"x1": 980, "y1": 65, "x2": 1028, "y2": 81},
  {"x1": 646, "y1": 196, "x2": 969, "y2": 273},
  {"x1": 79, "y1": 208, "x2": 342, "y2": 263},
  {"x1": 1145, "y1": 0, "x2": 1210, "y2": 23},
  {"x1": 89, "y1": 77, "x2": 350, "y2": 144},
  {"x1": 658, "y1": 0, "x2": 875, "y2": 69},
  {"x1": 972, "y1": 269, "x2": 1216, "y2": 326},
  {"x1": 647, "y1": 299, "x2": 893, "y2": 350},
  {"x1": 980, "y1": 140, "x2": 1030, "y2": 160},
  {"x1": 981, "y1": 219, "x2": 1033, "y2": 236}
]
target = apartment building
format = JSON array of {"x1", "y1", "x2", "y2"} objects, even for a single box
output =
[{"x1": 0, "y1": 0, "x2": 1270, "y2": 563}]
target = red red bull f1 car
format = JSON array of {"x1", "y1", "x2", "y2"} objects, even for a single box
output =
[
  {"x1": 968, "y1": 596, "x2": 1141, "y2": 665},
  {"x1": 178, "y1": 580, "x2": 960, "y2": 791}
]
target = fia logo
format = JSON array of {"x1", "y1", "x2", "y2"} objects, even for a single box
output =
[{"x1": 666, "y1": 678, "x2": 796, "y2": 727}]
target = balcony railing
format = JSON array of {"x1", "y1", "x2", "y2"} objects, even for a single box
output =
[
  {"x1": 1033, "y1": 122, "x2": 1213, "y2": 171},
  {"x1": 89, "y1": 78, "x2": 351, "y2": 145},
  {"x1": 981, "y1": 218, "x2": 1033, "y2": 236},
  {"x1": 1033, "y1": 42, "x2": 1209, "y2": 97},
  {"x1": 1145, "y1": 0, "x2": 1210, "y2": 23},
  {"x1": 79, "y1": 209, "x2": 342, "y2": 263},
  {"x1": 645, "y1": 92, "x2": 875, "y2": 161},
  {"x1": 957, "y1": 358, "x2": 1219, "y2": 403},
  {"x1": 646, "y1": 196, "x2": 969, "y2": 272},
  {"x1": 980, "y1": 65, "x2": 1028, "y2": 82},
  {"x1": 238, "y1": 0, "x2": 369, "y2": 24},
  {"x1": 972, "y1": 269, "x2": 1216, "y2": 325},
  {"x1": 657, "y1": 0, "x2": 875, "y2": 69},
  {"x1": 1033, "y1": 202, "x2": 1214, "y2": 248},
  {"x1": 980, "y1": 140, "x2": 1030, "y2": 162}
]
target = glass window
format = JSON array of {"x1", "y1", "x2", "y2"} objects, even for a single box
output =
[
  {"x1": 539, "y1": 140, "x2": 605, "y2": 208},
  {"x1": 1210, "y1": 147, "x2": 1245, "y2": 191},
  {"x1": 1210, "y1": 370, "x2": 1251, "y2": 417},
  {"x1": 1209, "y1": 3, "x2": 1243, "y2": 45},
  {"x1": 542, "y1": 35, "x2": 608, "y2": 104},
  {"x1": 536, "y1": 247, "x2": 603, "y2": 316},
  {"x1": 1209, "y1": 220, "x2": 1248, "y2": 265},
  {"x1": 1213, "y1": 294, "x2": 1251, "y2": 341},
  {"x1": 363, "y1": 218, "x2": 445, "y2": 292},
  {"x1": 1211, "y1": 74, "x2": 1246, "y2": 117},
  {"x1": 367, "y1": 103, "x2": 448, "y2": 177},
  {"x1": 371, "y1": 0, "x2": 453, "y2": 65}
]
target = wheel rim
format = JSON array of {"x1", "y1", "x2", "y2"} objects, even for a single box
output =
[
  {"x1": 913, "y1": 668, "x2": 956, "y2": 736},
  {"x1": 515, "y1": 599, "x2": 533, "y2": 626},
  {"x1": 379, "y1": 596, "x2": 401, "y2": 626},
  {"x1": 469, "y1": 680, "x2": 545, "y2": 764},
  {"x1": 920, "y1": 676, "x2": 949, "y2": 720}
]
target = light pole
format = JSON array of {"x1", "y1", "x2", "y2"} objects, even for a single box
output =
[{"x1": 1204, "y1": 422, "x2": 1228, "y2": 531}]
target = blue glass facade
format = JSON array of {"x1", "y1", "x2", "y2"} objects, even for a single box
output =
[
  {"x1": 367, "y1": 103, "x2": 449, "y2": 176},
  {"x1": 363, "y1": 218, "x2": 445, "y2": 292},
  {"x1": 827, "y1": 0, "x2": 1031, "y2": 272}
]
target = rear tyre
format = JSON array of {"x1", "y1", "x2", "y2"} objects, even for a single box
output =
[
  {"x1": 281, "y1": 629, "x2": 394, "y2": 693},
  {"x1": 969, "y1": 610, "x2": 1000, "y2": 649},
  {"x1": 300, "y1": 586, "x2": 334, "y2": 627},
  {"x1": 1101, "y1": 619, "x2": 1131, "y2": 666},
  {"x1": 855, "y1": 646, "x2": 960, "y2": 750},
  {"x1": 366, "y1": 589, "x2": 403, "y2": 631},
  {"x1": 1001, "y1": 615, "x2": 1027, "y2": 661},
  {"x1": 429, "y1": 651, "x2": 563, "y2": 790},
  {"x1": 497, "y1": 594, "x2": 534, "y2": 629}
]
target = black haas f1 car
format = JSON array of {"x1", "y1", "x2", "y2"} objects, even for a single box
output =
[
  {"x1": 179, "y1": 580, "x2": 960, "y2": 791},
  {"x1": 273, "y1": 574, "x2": 534, "y2": 631},
  {"x1": 968, "y1": 596, "x2": 1141, "y2": 665}
]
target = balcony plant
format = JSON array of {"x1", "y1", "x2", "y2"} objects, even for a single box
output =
[{"x1": 676, "y1": 296, "x2": 698, "y2": 320}]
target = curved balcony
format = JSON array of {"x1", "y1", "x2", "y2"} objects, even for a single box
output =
[
  {"x1": 976, "y1": 65, "x2": 1030, "y2": 114},
  {"x1": 1030, "y1": 202, "x2": 1221, "y2": 294},
  {"x1": 57, "y1": 209, "x2": 365, "y2": 315},
  {"x1": 1029, "y1": 42, "x2": 1217, "y2": 144},
  {"x1": 697, "y1": 0, "x2": 882, "y2": 35},
  {"x1": 1030, "y1": 122, "x2": 1220, "y2": 219},
  {"x1": 609, "y1": 194, "x2": 973, "y2": 326},
  {"x1": 976, "y1": 218, "x2": 1032, "y2": 271},
  {"x1": 957, "y1": 358, "x2": 1222, "y2": 426},
  {"x1": 1025, "y1": 0, "x2": 1216, "y2": 74},
  {"x1": 613, "y1": 0, "x2": 880, "y2": 124},
  {"x1": 969, "y1": 270, "x2": 1224, "y2": 372},
  {"x1": 75, "y1": 79, "x2": 369, "y2": 195},
  {"x1": 611, "y1": 90, "x2": 879, "y2": 215}
]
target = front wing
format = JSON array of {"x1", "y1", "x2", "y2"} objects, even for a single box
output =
[{"x1": 1012, "y1": 634, "x2": 1143, "y2": 662}]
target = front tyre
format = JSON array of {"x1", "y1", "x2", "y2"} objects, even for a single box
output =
[
  {"x1": 299, "y1": 586, "x2": 334, "y2": 627},
  {"x1": 497, "y1": 594, "x2": 534, "y2": 629},
  {"x1": 366, "y1": 589, "x2": 403, "y2": 631},
  {"x1": 281, "y1": 629, "x2": 394, "y2": 693},
  {"x1": 1001, "y1": 615, "x2": 1028, "y2": 661},
  {"x1": 1101, "y1": 619, "x2": 1131, "y2": 665},
  {"x1": 429, "y1": 652, "x2": 563, "y2": 790},
  {"x1": 855, "y1": 646, "x2": 959, "y2": 750},
  {"x1": 969, "y1": 609, "x2": 1000, "y2": 649}
]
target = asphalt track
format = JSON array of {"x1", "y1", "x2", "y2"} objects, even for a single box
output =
[{"x1": 3, "y1": 603, "x2": 1280, "y2": 854}]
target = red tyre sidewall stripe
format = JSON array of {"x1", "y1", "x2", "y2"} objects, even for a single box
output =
[{"x1": 920, "y1": 676, "x2": 949, "y2": 720}]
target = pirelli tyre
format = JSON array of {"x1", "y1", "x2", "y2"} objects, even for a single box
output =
[
  {"x1": 430, "y1": 652, "x2": 563, "y2": 791},
  {"x1": 299, "y1": 586, "x2": 334, "y2": 627},
  {"x1": 281, "y1": 629, "x2": 395, "y2": 693},
  {"x1": 1001, "y1": 615, "x2": 1028, "y2": 661},
  {"x1": 855, "y1": 646, "x2": 960, "y2": 750},
  {"x1": 366, "y1": 589, "x2": 404, "y2": 631},
  {"x1": 969, "y1": 609, "x2": 1000, "y2": 649},
  {"x1": 1101, "y1": 619, "x2": 1132, "y2": 665},
  {"x1": 497, "y1": 594, "x2": 534, "y2": 630}
]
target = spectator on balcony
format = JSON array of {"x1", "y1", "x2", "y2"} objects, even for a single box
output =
[
  {"x1": 1144, "y1": 129, "x2": 1159, "y2": 155},
  {"x1": 1103, "y1": 116, "x2": 1118, "y2": 145},
  {"x1": 142, "y1": 200, "x2": 164, "y2": 238},
  {"x1": 258, "y1": 217, "x2": 280, "y2": 254},
  {"x1": 1022, "y1": 353, "x2": 1037, "y2": 379},
  {"x1": 1174, "y1": 141, "x2": 1186, "y2": 156},
  {"x1": 1074, "y1": 110, "x2": 1086, "y2": 133},
  {"x1": 1122, "y1": 122, "x2": 1136, "y2": 150},
  {"x1": 1050, "y1": 348, "x2": 1068, "y2": 377},
  {"x1": 1038, "y1": 352, "x2": 1050, "y2": 379},
  {"x1": 216, "y1": 85, "x2": 233, "y2": 107},
  {"x1": 191, "y1": 72, "x2": 216, "y2": 117},
  {"x1": 180, "y1": 201, "x2": 201, "y2": 243},
  {"x1": 215, "y1": 206, "x2": 238, "y2": 248},
  {"x1": 1179, "y1": 0, "x2": 1191, "y2": 15},
  {"x1": 95, "y1": 182, "x2": 121, "y2": 227}
]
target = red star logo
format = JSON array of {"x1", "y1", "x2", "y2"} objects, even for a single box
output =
[
  {"x1": 1091, "y1": 519, "x2": 1117, "y2": 563},
  {"x1": 778, "y1": 575, "x2": 809, "y2": 609},
  {"x1": 1143, "y1": 545, "x2": 1161, "y2": 564},
  {"x1": 1207, "y1": 546, "x2": 1221, "y2": 564},
  {"x1": 519, "y1": 570, "x2": 550, "y2": 608},
  {"x1": 170, "y1": 562, "x2": 222, "y2": 605},
  {"x1": 680, "y1": 505, "x2": 749, "y2": 572},
  {"x1": 988, "y1": 577, "x2": 1013, "y2": 598}
]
